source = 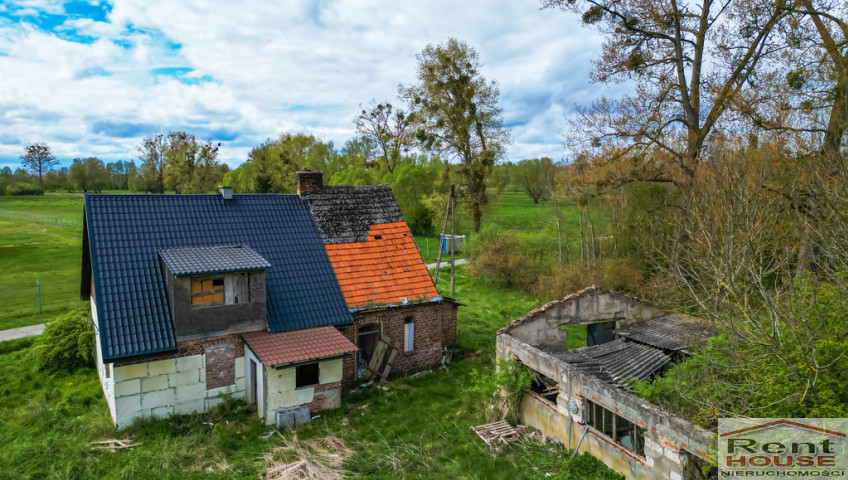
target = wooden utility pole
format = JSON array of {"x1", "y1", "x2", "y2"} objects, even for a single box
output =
[
  {"x1": 433, "y1": 183, "x2": 454, "y2": 287},
  {"x1": 450, "y1": 183, "x2": 456, "y2": 295}
]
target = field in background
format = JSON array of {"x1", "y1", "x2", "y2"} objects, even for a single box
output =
[{"x1": 0, "y1": 194, "x2": 86, "y2": 330}]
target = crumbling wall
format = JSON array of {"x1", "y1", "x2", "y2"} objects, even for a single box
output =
[
  {"x1": 260, "y1": 357, "x2": 343, "y2": 423},
  {"x1": 338, "y1": 300, "x2": 458, "y2": 386},
  {"x1": 505, "y1": 288, "x2": 662, "y2": 348},
  {"x1": 498, "y1": 333, "x2": 714, "y2": 480}
]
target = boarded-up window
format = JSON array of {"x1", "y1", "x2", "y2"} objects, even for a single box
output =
[
  {"x1": 191, "y1": 273, "x2": 249, "y2": 307},
  {"x1": 191, "y1": 278, "x2": 225, "y2": 306},
  {"x1": 404, "y1": 317, "x2": 414, "y2": 352}
]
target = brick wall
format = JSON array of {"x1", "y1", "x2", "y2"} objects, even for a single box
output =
[
  {"x1": 205, "y1": 343, "x2": 236, "y2": 389},
  {"x1": 337, "y1": 300, "x2": 458, "y2": 386},
  {"x1": 304, "y1": 381, "x2": 342, "y2": 412},
  {"x1": 113, "y1": 334, "x2": 245, "y2": 367}
]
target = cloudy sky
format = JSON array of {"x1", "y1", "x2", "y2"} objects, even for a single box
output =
[{"x1": 0, "y1": 0, "x2": 612, "y2": 170}]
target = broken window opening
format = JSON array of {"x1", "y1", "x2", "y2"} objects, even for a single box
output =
[
  {"x1": 584, "y1": 400, "x2": 645, "y2": 456},
  {"x1": 529, "y1": 369, "x2": 559, "y2": 402},
  {"x1": 295, "y1": 362, "x2": 320, "y2": 388},
  {"x1": 587, "y1": 321, "x2": 617, "y2": 346},
  {"x1": 560, "y1": 324, "x2": 587, "y2": 350}
]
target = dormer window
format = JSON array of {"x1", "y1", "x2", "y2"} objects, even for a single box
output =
[
  {"x1": 191, "y1": 277, "x2": 225, "y2": 306},
  {"x1": 190, "y1": 273, "x2": 250, "y2": 307}
]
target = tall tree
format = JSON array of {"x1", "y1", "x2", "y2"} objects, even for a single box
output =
[
  {"x1": 403, "y1": 38, "x2": 511, "y2": 232},
  {"x1": 137, "y1": 134, "x2": 168, "y2": 193},
  {"x1": 163, "y1": 132, "x2": 222, "y2": 194},
  {"x1": 69, "y1": 157, "x2": 109, "y2": 192},
  {"x1": 544, "y1": 0, "x2": 789, "y2": 183},
  {"x1": 355, "y1": 101, "x2": 417, "y2": 173},
  {"x1": 20, "y1": 142, "x2": 58, "y2": 193}
]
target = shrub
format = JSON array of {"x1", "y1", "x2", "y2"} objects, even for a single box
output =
[
  {"x1": 467, "y1": 228, "x2": 536, "y2": 289},
  {"x1": 6, "y1": 182, "x2": 42, "y2": 195},
  {"x1": 30, "y1": 306, "x2": 95, "y2": 373},
  {"x1": 533, "y1": 257, "x2": 644, "y2": 300},
  {"x1": 470, "y1": 357, "x2": 534, "y2": 423}
]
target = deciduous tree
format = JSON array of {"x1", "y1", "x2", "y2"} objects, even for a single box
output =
[
  {"x1": 20, "y1": 142, "x2": 58, "y2": 193},
  {"x1": 545, "y1": 0, "x2": 789, "y2": 183},
  {"x1": 403, "y1": 38, "x2": 511, "y2": 232},
  {"x1": 355, "y1": 101, "x2": 416, "y2": 173}
]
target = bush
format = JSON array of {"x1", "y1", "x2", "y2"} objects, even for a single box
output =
[
  {"x1": 467, "y1": 228, "x2": 536, "y2": 289},
  {"x1": 533, "y1": 257, "x2": 644, "y2": 300},
  {"x1": 6, "y1": 182, "x2": 42, "y2": 195},
  {"x1": 29, "y1": 307, "x2": 95, "y2": 373},
  {"x1": 470, "y1": 357, "x2": 534, "y2": 423}
]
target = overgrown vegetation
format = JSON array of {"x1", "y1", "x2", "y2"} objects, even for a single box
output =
[
  {"x1": 29, "y1": 306, "x2": 94, "y2": 373},
  {"x1": 470, "y1": 357, "x2": 534, "y2": 424}
]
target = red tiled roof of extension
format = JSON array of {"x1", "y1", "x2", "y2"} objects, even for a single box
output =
[
  {"x1": 324, "y1": 221, "x2": 439, "y2": 308},
  {"x1": 242, "y1": 326, "x2": 357, "y2": 367}
]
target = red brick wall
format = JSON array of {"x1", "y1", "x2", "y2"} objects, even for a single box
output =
[
  {"x1": 205, "y1": 342, "x2": 236, "y2": 389},
  {"x1": 304, "y1": 381, "x2": 341, "y2": 412},
  {"x1": 113, "y1": 334, "x2": 245, "y2": 367},
  {"x1": 336, "y1": 300, "x2": 458, "y2": 386}
]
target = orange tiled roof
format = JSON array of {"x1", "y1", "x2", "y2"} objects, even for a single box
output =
[
  {"x1": 324, "y1": 221, "x2": 439, "y2": 308},
  {"x1": 242, "y1": 326, "x2": 357, "y2": 366}
]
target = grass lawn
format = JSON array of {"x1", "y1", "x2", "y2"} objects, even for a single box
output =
[
  {"x1": 0, "y1": 196, "x2": 87, "y2": 330},
  {"x1": 0, "y1": 269, "x2": 621, "y2": 479}
]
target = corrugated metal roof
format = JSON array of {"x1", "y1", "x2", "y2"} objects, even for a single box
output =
[
  {"x1": 549, "y1": 339, "x2": 671, "y2": 386},
  {"x1": 159, "y1": 245, "x2": 271, "y2": 276},
  {"x1": 242, "y1": 326, "x2": 357, "y2": 366},
  {"x1": 616, "y1": 313, "x2": 716, "y2": 351},
  {"x1": 83, "y1": 194, "x2": 353, "y2": 362}
]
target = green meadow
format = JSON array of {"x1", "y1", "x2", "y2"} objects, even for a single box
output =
[{"x1": 0, "y1": 194, "x2": 86, "y2": 330}]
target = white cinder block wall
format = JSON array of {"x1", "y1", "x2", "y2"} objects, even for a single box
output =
[{"x1": 110, "y1": 354, "x2": 246, "y2": 428}]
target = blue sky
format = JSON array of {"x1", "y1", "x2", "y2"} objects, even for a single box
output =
[{"x1": 0, "y1": 0, "x2": 614, "y2": 170}]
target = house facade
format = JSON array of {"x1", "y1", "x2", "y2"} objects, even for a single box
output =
[
  {"x1": 82, "y1": 176, "x2": 455, "y2": 428},
  {"x1": 297, "y1": 171, "x2": 459, "y2": 384},
  {"x1": 497, "y1": 287, "x2": 716, "y2": 480}
]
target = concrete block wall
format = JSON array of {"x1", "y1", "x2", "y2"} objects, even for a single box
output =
[
  {"x1": 108, "y1": 337, "x2": 247, "y2": 428},
  {"x1": 499, "y1": 333, "x2": 714, "y2": 480},
  {"x1": 506, "y1": 288, "x2": 662, "y2": 348},
  {"x1": 261, "y1": 357, "x2": 343, "y2": 424}
]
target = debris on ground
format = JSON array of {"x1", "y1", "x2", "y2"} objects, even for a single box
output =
[
  {"x1": 473, "y1": 421, "x2": 529, "y2": 450},
  {"x1": 90, "y1": 438, "x2": 138, "y2": 451},
  {"x1": 265, "y1": 434, "x2": 351, "y2": 480}
]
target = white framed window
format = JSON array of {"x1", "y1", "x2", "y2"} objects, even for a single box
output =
[{"x1": 404, "y1": 317, "x2": 414, "y2": 352}]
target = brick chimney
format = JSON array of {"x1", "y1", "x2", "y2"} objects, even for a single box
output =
[{"x1": 296, "y1": 170, "x2": 323, "y2": 198}]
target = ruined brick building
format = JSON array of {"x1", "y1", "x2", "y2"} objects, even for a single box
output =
[{"x1": 81, "y1": 172, "x2": 457, "y2": 427}]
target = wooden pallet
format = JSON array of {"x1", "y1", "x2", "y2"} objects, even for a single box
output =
[
  {"x1": 473, "y1": 421, "x2": 528, "y2": 449},
  {"x1": 90, "y1": 438, "x2": 138, "y2": 451}
]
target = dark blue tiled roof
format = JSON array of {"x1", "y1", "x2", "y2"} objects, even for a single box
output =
[
  {"x1": 159, "y1": 245, "x2": 271, "y2": 277},
  {"x1": 84, "y1": 194, "x2": 353, "y2": 362}
]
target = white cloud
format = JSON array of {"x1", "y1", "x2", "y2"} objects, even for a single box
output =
[{"x1": 0, "y1": 0, "x2": 622, "y2": 170}]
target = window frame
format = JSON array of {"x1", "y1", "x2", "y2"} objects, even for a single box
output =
[
  {"x1": 190, "y1": 276, "x2": 226, "y2": 307},
  {"x1": 295, "y1": 362, "x2": 320, "y2": 389},
  {"x1": 403, "y1": 317, "x2": 414, "y2": 352},
  {"x1": 584, "y1": 399, "x2": 646, "y2": 456}
]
